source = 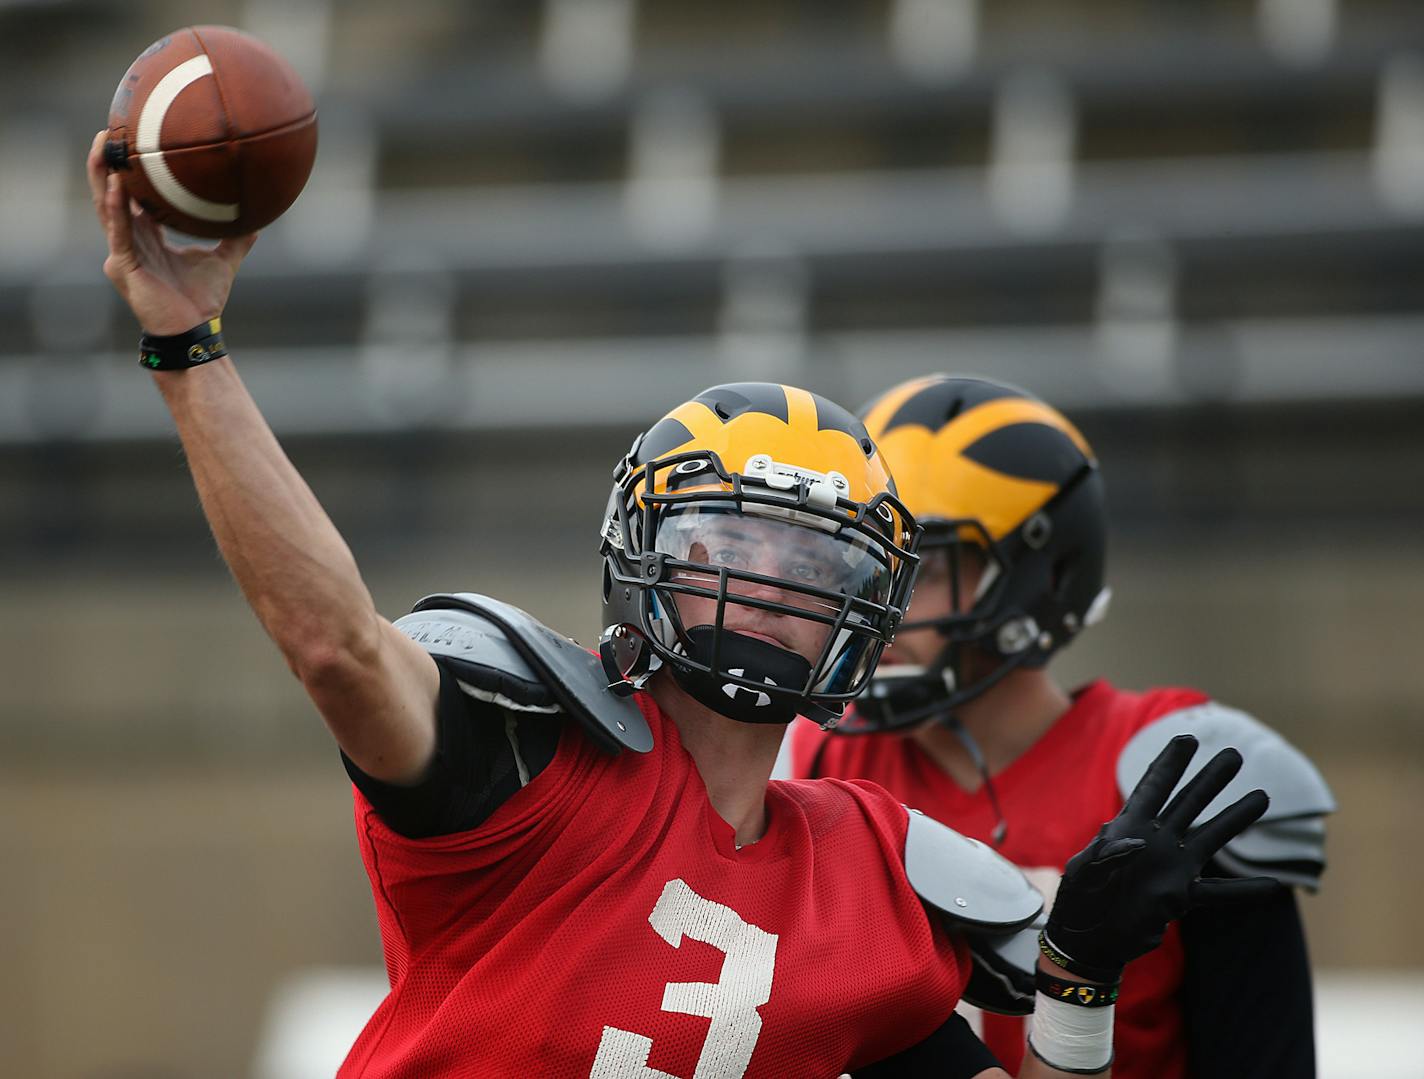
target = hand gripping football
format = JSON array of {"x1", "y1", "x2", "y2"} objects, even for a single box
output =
[{"x1": 105, "y1": 25, "x2": 318, "y2": 238}]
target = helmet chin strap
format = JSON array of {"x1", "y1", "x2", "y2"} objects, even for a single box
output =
[
  {"x1": 941, "y1": 716, "x2": 1009, "y2": 846},
  {"x1": 670, "y1": 626, "x2": 812, "y2": 725},
  {"x1": 855, "y1": 663, "x2": 1011, "y2": 846}
]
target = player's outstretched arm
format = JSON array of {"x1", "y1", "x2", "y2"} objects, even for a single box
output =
[{"x1": 87, "y1": 132, "x2": 439, "y2": 783}]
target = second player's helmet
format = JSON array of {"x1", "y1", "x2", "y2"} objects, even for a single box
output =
[
  {"x1": 600, "y1": 383, "x2": 919, "y2": 728},
  {"x1": 844, "y1": 375, "x2": 1110, "y2": 733}
]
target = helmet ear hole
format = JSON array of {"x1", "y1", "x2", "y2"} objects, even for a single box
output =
[
  {"x1": 1050, "y1": 554, "x2": 1076, "y2": 596},
  {"x1": 602, "y1": 564, "x2": 614, "y2": 603}
]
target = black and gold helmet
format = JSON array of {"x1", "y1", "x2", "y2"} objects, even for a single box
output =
[
  {"x1": 844, "y1": 375, "x2": 1110, "y2": 733},
  {"x1": 600, "y1": 382, "x2": 919, "y2": 727}
]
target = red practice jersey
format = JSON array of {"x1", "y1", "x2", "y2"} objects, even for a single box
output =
[
  {"x1": 342, "y1": 692, "x2": 972, "y2": 1078},
  {"x1": 791, "y1": 679, "x2": 1209, "y2": 1079}
]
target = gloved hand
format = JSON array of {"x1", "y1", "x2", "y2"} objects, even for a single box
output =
[{"x1": 1043, "y1": 733, "x2": 1278, "y2": 984}]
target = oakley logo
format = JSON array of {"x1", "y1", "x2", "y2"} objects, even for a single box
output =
[{"x1": 722, "y1": 669, "x2": 776, "y2": 707}]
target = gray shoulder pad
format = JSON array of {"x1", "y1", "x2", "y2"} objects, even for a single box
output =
[
  {"x1": 395, "y1": 608, "x2": 559, "y2": 712},
  {"x1": 1118, "y1": 702, "x2": 1335, "y2": 890},
  {"x1": 904, "y1": 809, "x2": 1045, "y2": 1016},
  {"x1": 961, "y1": 919, "x2": 1043, "y2": 1016},
  {"x1": 904, "y1": 809, "x2": 1044, "y2": 933},
  {"x1": 397, "y1": 593, "x2": 653, "y2": 755}
]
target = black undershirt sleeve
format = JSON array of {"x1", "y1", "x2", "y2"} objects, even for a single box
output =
[
  {"x1": 855, "y1": 1010, "x2": 1002, "y2": 1079},
  {"x1": 1180, "y1": 879, "x2": 1316, "y2": 1079},
  {"x1": 341, "y1": 659, "x2": 563, "y2": 839}
]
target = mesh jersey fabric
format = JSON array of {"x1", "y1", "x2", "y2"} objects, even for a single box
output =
[
  {"x1": 341, "y1": 689, "x2": 972, "y2": 1078},
  {"x1": 791, "y1": 679, "x2": 1211, "y2": 1079}
]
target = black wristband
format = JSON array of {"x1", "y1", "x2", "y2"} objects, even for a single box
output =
[
  {"x1": 139, "y1": 318, "x2": 228, "y2": 371},
  {"x1": 1038, "y1": 930, "x2": 1124, "y2": 985},
  {"x1": 1035, "y1": 968, "x2": 1120, "y2": 1008}
]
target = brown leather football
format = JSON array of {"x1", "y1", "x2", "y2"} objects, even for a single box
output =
[{"x1": 106, "y1": 26, "x2": 318, "y2": 238}]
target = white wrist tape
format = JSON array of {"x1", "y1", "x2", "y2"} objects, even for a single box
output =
[{"x1": 1028, "y1": 990, "x2": 1114, "y2": 1073}]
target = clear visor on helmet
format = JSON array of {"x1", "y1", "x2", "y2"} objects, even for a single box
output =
[
  {"x1": 651, "y1": 501, "x2": 893, "y2": 697},
  {"x1": 901, "y1": 520, "x2": 1007, "y2": 636}
]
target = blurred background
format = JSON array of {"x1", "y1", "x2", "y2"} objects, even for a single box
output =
[{"x1": 1, "y1": 0, "x2": 1422, "y2": 1075}]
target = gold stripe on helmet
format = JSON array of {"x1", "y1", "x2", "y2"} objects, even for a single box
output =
[
  {"x1": 861, "y1": 374, "x2": 947, "y2": 439},
  {"x1": 872, "y1": 397, "x2": 1094, "y2": 542},
  {"x1": 784, "y1": 384, "x2": 820, "y2": 434},
  {"x1": 648, "y1": 386, "x2": 892, "y2": 505},
  {"x1": 876, "y1": 424, "x2": 1057, "y2": 541},
  {"x1": 866, "y1": 392, "x2": 1094, "y2": 461},
  {"x1": 931, "y1": 397, "x2": 1093, "y2": 461}
]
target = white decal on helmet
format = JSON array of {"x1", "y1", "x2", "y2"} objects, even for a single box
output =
[{"x1": 1084, "y1": 586, "x2": 1113, "y2": 627}]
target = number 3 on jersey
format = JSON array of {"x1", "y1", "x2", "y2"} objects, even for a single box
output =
[{"x1": 591, "y1": 878, "x2": 780, "y2": 1079}]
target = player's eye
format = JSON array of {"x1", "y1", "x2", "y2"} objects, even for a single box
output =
[
  {"x1": 785, "y1": 557, "x2": 833, "y2": 585},
  {"x1": 707, "y1": 545, "x2": 748, "y2": 567},
  {"x1": 786, "y1": 552, "x2": 837, "y2": 586}
]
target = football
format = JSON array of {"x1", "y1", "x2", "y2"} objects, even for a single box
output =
[{"x1": 105, "y1": 25, "x2": 317, "y2": 238}]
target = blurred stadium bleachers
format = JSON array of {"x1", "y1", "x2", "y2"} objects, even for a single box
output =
[{"x1": 1, "y1": 1, "x2": 1422, "y2": 1076}]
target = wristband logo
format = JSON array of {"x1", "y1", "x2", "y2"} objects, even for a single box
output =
[
  {"x1": 1040, "y1": 976, "x2": 1119, "y2": 1008},
  {"x1": 187, "y1": 339, "x2": 223, "y2": 364}
]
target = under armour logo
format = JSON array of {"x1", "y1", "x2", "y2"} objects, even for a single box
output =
[{"x1": 722, "y1": 669, "x2": 777, "y2": 708}]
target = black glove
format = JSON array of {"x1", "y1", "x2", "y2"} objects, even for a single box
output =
[{"x1": 1043, "y1": 734, "x2": 1278, "y2": 984}]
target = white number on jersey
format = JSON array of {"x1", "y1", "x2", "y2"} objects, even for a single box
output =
[{"x1": 590, "y1": 878, "x2": 779, "y2": 1079}]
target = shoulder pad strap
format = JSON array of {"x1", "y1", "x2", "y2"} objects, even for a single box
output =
[
  {"x1": 903, "y1": 809, "x2": 1044, "y2": 1015},
  {"x1": 399, "y1": 593, "x2": 653, "y2": 755},
  {"x1": 1118, "y1": 702, "x2": 1335, "y2": 890}
]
